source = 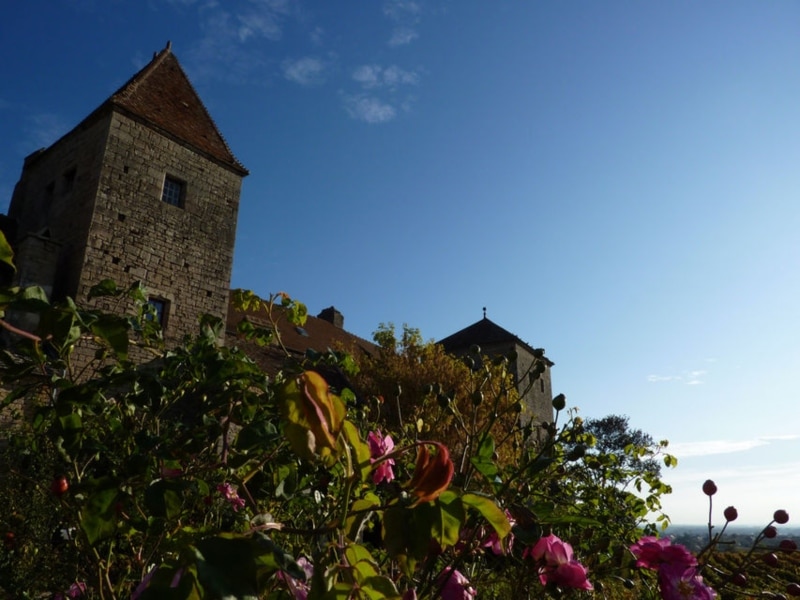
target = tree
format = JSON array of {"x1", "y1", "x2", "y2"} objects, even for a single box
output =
[
  {"x1": 582, "y1": 414, "x2": 665, "y2": 481},
  {"x1": 352, "y1": 322, "x2": 526, "y2": 471}
]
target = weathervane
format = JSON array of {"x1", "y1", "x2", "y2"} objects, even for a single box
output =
[{"x1": 482, "y1": 307, "x2": 487, "y2": 319}]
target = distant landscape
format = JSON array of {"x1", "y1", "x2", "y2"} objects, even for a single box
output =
[{"x1": 666, "y1": 525, "x2": 800, "y2": 553}]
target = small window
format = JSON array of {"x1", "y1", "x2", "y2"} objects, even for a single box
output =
[
  {"x1": 62, "y1": 168, "x2": 76, "y2": 196},
  {"x1": 147, "y1": 297, "x2": 169, "y2": 328},
  {"x1": 161, "y1": 176, "x2": 185, "y2": 207},
  {"x1": 44, "y1": 181, "x2": 55, "y2": 211}
]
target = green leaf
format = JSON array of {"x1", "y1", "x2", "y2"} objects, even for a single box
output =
[
  {"x1": 286, "y1": 301, "x2": 308, "y2": 327},
  {"x1": 192, "y1": 533, "x2": 301, "y2": 599},
  {"x1": 0, "y1": 231, "x2": 15, "y2": 272},
  {"x1": 343, "y1": 420, "x2": 372, "y2": 482},
  {"x1": 145, "y1": 480, "x2": 184, "y2": 519},
  {"x1": 470, "y1": 435, "x2": 499, "y2": 484},
  {"x1": 90, "y1": 314, "x2": 130, "y2": 360},
  {"x1": 88, "y1": 279, "x2": 121, "y2": 299},
  {"x1": 361, "y1": 576, "x2": 401, "y2": 600},
  {"x1": 417, "y1": 491, "x2": 464, "y2": 550},
  {"x1": 80, "y1": 478, "x2": 119, "y2": 545},
  {"x1": 345, "y1": 493, "x2": 380, "y2": 541},
  {"x1": 462, "y1": 492, "x2": 511, "y2": 539}
]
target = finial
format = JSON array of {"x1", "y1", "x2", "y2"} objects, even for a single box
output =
[
  {"x1": 166, "y1": 40, "x2": 172, "y2": 51},
  {"x1": 482, "y1": 307, "x2": 487, "y2": 319}
]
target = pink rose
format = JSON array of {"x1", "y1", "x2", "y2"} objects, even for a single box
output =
[
  {"x1": 525, "y1": 534, "x2": 593, "y2": 590},
  {"x1": 438, "y1": 568, "x2": 476, "y2": 600},
  {"x1": 630, "y1": 536, "x2": 697, "y2": 571},
  {"x1": 368, "y1": 430, "x2": 396, "y2": 485},
  {"x1": 658, "y1": 564, "x2": 716, "y2": 600}
]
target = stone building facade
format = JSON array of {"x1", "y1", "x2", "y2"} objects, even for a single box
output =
[
  {"x1": 4, "y1": 43, "x2": 247, "y2": 344},
  {"x1": 438, "y1": 315, "x2": 555, "y2": 428}
]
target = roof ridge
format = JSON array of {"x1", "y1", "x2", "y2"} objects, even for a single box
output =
[
  {"x1": 162, "y1": 49, "x2": 247, "y2": 175},
  {"x1": 111, "y1": 42, "x2": 172, "y2": 105},
  {"x1": 107, "y1": 43, "x2": 247, "y2": 175}
]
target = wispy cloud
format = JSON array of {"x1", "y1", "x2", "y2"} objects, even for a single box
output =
[
  {"x1": 669, "y1": 435, "x2": 800, "y2": 459},
  {"x1": 341, "y1": 94, "x2": 396, "y2": 124},
  {"x1": 647, "y1": 367, "x2": 709, "y2": 385},
  {"x1": 352, "y1": 65, "x2": 419, "y2": 89},
  {"x1": 383, "y1": 0, "x2": 422, "y2": 47},
  {"x1": 343, "y1": 64, "x2": 420, "y2": 123},
  {"x1": 309, "y1": 26, "x2": 324, "y2": 46},
  {"x1": 647, "y1": 375, "x2": 681, "y2": 383},
  {"x1": 388, "y1": 27, "x2": 419, "y2": 47},
  {"x1": 282, "y1": 57, "x2": 326, "y2": 86},
  {"x1": 662, "y1": 459, "x2": 800, "y2": 524},
  {"x1": 168, "y1": 0, "x2": 294, "y2": 83}
]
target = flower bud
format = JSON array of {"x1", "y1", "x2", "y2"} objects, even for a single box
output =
[
  {"x1": 702, "y1": 479, "x2": 717, "y2": 496},
  {"x1": 552, "y1": 394, "x2": 566, "y2": 411},
  {"x1": 724, "y1": 506, "x2": 738, "y2": 522},
  {"x1": 779, "y1": 539, "x2": 798, "y2": 552},
  {"x1": 775, "y1": 510, "x2": 790, "y2": 525},
  {"x1": 763, "y1": 552, "x2": 779, "y2": 568}
]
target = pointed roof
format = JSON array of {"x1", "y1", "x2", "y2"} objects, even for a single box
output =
[
  {"x1": 438, "y1": 317, "x2": 554, "y2": 365},
  {"x1": 107, "y1": 42, "x2": 247, "y2": 175}
]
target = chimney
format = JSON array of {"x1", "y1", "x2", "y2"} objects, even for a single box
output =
[{"x1": 317, "y1": 306, "x2": 344, "y2": 329}]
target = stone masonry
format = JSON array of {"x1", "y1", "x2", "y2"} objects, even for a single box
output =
[{"x1": 5, "y1": 43, "x2": 247, "y2": 346}]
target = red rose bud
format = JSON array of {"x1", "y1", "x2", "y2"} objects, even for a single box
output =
[
  {"x1": 51, "y1": 476, "x2": 69, "y2": 497},
  {"x1": 731, "y1": 573, "x2": 747, "y2": 587},
  {"x1": 763, "y1": 552, "x2": 779, "y2": 568},
  {"x1": 774, "y1": 510, "x2": 790, "y2": 525},
  {"x1": 764, "y1": 526, "x2": 778, "y2": 539},
  {"x1": 702, "y1": 479, "x2": 717, "y2": 496},
  {"x1": 779, "y1": 539, "x2": 798, "y2": 552},
  {"x1": 724, "y1": 506, "x2": 738, "y2": 522},
  {"x1": 786, "y1": 583, "x2": 800, "y2": 597}
]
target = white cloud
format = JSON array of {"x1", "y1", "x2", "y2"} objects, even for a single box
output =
[
  {"x1": 342, "y1": 94, "x2": 396, "y2": 124},
  {"x1": 309, "y1": 26, "x2": 324, "y2": 46},
  {"x1": 662, "y1": 461, "x2": 800, "y2": 525},
  {"x1": 352, "y1": 65, "x2": 382, "y2": 88},
  {"x1": 383, "y1": 0, "x2": 421, "y2": 46},
  {"x1": 647, "y1": 374, "x2": 680, "y2": 382},
  {"x1": 282, "y1": 57, "x2": 326, "y2": 86},
  {"x1": 174, "y1": 0, "x2": 294, "y2": 83},
  {"x1": 383, "y1": 0, "x2": 420, "y2": 20},
  {"x1": 352, "y1": 65, "x2": 419, "y2": 89},
  {"x1": 236, "y1": 0, "x2": 290, "y2": 43},
  {"x1": 669, "y1": 435, "x2": 800, "y2": 458},
  {"x1": 388, "y1": 27, "x2": 418, "y2": 47},
  {"x1": 647, "y1": 367, "x2": 709, "y2": 385}
]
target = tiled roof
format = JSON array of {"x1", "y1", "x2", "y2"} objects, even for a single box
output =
[
  {"x1": 108, "y1": 43, "x2": 247, "y2": 175},
  {"x1": 438, "y1": 317, "x2": 554, "y2": 365},
  {"x1": 225, "y1": 301, "x2": 378, "y2": 374}
]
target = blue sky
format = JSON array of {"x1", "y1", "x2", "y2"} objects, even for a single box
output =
[{"x1": 2, "y1": 0, "x2": 800, "y2": 525}]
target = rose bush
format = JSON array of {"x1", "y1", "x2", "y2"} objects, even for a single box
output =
[{"x1": 0, "y1": 230, "x2": 797, "y2": 599}]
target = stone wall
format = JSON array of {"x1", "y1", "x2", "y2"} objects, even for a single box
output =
[
  {"x1": 84, "y1": 111, "x2": 242, "y2": 343},
  {"x1": 465, "y1": 340, "x2": 554, "y2": 427},
  {"x1": 7, "y1": 109, "x2": 243, "y2": 346},
  {"x1": 8, "y1": 114, "x2": 111, "y2": 300}
]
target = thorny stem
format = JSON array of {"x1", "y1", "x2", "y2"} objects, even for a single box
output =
[{"x1": 0, "y1": 317, "x2": 42, "y2": 342}]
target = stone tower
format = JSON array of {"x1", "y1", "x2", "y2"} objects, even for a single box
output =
[
  {"x1": 438, "y1": 316, "x2": 555, "y2": 429},
  {"x1": 5, "y1": 43, "x2": 247, "y2": 344}
]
